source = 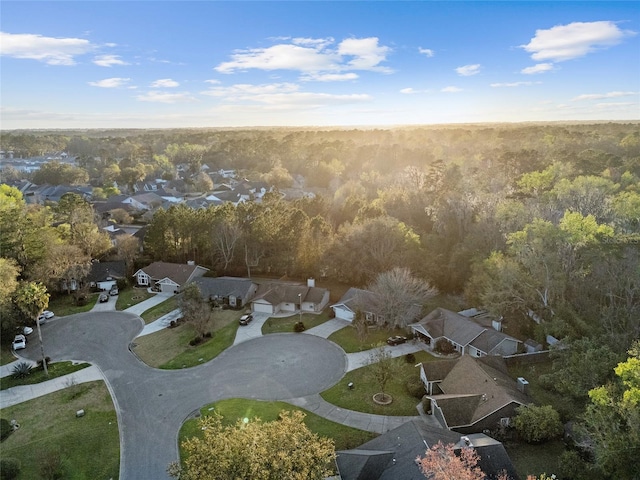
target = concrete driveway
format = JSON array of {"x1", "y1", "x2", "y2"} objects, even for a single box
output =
[{"x1": 16, "y1": 311, "x2": 347, "y2": 480}]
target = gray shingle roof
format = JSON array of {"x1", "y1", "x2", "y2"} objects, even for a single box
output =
[{"x1": 192, "y1": 277, "x2": 255, "y2": 299}]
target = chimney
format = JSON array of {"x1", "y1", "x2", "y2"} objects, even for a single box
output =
[{"x1": 307, "y1": 278, "x2": 315, "y2": 287}]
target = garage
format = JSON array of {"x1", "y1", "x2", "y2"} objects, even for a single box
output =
[
  {"x1": 252, "y1": 301, "x2": 274, "y2": 314},
  {"x1": 157, "y1": 279, "x2": 179, "y2": 294}
]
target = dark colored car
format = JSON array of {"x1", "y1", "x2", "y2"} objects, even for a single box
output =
[
  {"x1": 99, "y1": 293, "x2": 109, "y2": 303},
  {"x1": 386, "y1": 335, "x2": 407, "y2": 346},
  {"x1": 239, "y1": 314, "x2": 253, "y2": 325}
]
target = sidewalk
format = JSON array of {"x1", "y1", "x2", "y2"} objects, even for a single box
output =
[
  {"x1": 123, "y1": 291, "x2": 174, "y2": 316},
  {"x1": 345, "y1": 342, "x2": 424, "y2": 372},
  {"x1": 284, "y1": 393, "x2": 427, "y2": 434},
  {"x1": 0, "y1": 364, "x2": 103, "y2": 409},
  {"x1": 137, "y1": 308, "x2": 182, "y2": 337},
  {"x1": 303, "y1": 318, "x2": 350, "y2": 338}
]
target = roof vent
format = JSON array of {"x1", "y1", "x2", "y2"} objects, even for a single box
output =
[{"x1": 461, "y1": 436, "x2": 472, "y2": 447}]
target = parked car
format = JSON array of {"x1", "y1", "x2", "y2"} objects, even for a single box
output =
[
  {"x1": 38, "y1": 310, "x2": 54, "y2": 323},
  {"x1": 386, "y1": 335, "x2": 407, "y2": 346},
  {"x1": 12, "y1": 334, "x2": 26, "y2": 350},
  {"x1": 239, "y1": 314, "x2": 253, "y2": 325},
  {"x1": 99, "y1": 293, "x2": 109, "y2": 303},
  {"x1": 22, "y1": 326, "x2": 34, "y2": 335},
  {"x1": 109, "y1": 287, "x2": 119, "y2": 296}
]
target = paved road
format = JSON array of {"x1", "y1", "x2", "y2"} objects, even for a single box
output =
[{"x1": 14, "y1": 311, "x2": 347, "y2": 480}]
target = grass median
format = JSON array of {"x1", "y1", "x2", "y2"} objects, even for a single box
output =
[
  {"x1": 132, "y1": 309, "x2": 240, "y2": 369},
  {"x1": 179, "y1": 398, "x2": 378, "y2": 457},
  {"x1": 261, "y1": 311, "x2": 332, "y2": 334},
  {"x1": 1, "y1": 361, "x2": 90, "y2": 390},
  {"x1": 321, "y1": 350, "x2": 436, "y2": 416},
  {"x1": 0, "y1": 381, "x2": 119, "y2": 479}
]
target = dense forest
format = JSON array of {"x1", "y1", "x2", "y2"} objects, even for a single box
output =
[{"x1": 1, "y1": 122, "x2": 639, "y2": 478}]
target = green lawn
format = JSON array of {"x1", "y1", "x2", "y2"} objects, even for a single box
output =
[
  {"x1": 115, "y1": 287, "x2": 155, "y2": 310},
  {"x1": 505, "y1": 439, "x2": 564, "y2": 479},
  {"x1": 0, "y1": 348, "x2": 17, "y2": 366},
  {"x1": 179, "y1": 398, "x2": 378, "y2": 457},
  {"x1": 132, "y1": 309, "x2": 240, "y2": 369},
  {"x1": 140, "y1": 296, "x2": 179, "y2": 324},
  {"x1": 1, "y1": 361, "x2": 90, "y2": 391},
  {"x1": 47, "y1": 292, "x2": 98, "y2": 316},
  {"x1": 0, "y1": 381, "x2": 119, "y2": 480},
  {"x1": 160, "y1": 320, "x2": 239, "y2": 369},
  {"x1": 328, "y1": 325, "x2": 412, "y2": 353},
  {"x1": 261, "y1": 310, "x2": 332, "y2": 334},
  {"x1": 321, "y1": 350, "x2": 436, "y2": 416}
]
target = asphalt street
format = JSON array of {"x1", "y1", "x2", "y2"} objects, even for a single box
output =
[{"x1": 13, "y1": 311, "x2": 348, "y2": 480}]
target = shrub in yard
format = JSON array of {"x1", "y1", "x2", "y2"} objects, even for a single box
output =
[
  {"x1": 294, "y1": 321, "x2": 306, "y2": 332},
  {"x1": 11, "y1": 361, "x2": 32, "y2": 379},
  {"x1": 0, "y1": 458, "x2": 21, "y2": 480},
  {"x1": 39, "y1": 450, "x2": 65, "y2": 480},
  {"x1": 513, "y1": 404, "x2": 564, "y2": 444},
  {"x1": 189, "y1": 337, "x2": 201, "y2": 347},
  {"x1": 406, "y1": 376, "x2": 426, "y2": 398},
  {"x1": 36, "y1": 356, "x2": 52, "y2": 370},
  {"x1": 405, "y1": 353, "x2": 416, "y2": 364},
  {"x1": 434, "y1": 338, "x2": 456, "y2": 355},
  {"x1": 0, "y1": 419, "x2": 13, "y2": 441}
]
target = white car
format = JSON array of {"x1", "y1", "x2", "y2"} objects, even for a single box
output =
[
  {"x1": 12, "y1": 334, "x2": 26, "y2": 350},
  {"x1": 38, "y1": 310, "x2": 54, "y2": 323},
  {"x1": 22, "y1": 326, "x2": 34, "y2": 335}
]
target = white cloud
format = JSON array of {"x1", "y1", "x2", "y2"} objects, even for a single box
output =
[
  {"x1": 441, "y1": 86, "x2": 463, "y2": 93},
  {"x1": 400, "y1": 88, "x2": 418, "y2": 94},
  {"x1": 596, "y1": 102, "x2": 635, "y2": 108},
  {"x1": 150, "y1": 78, "x2": 180, "y2": 88},
  {"x1": 88, "y1": 77, "x2": 131, "y2": 88},
  {"x1": 214, "y1": 36, "x2": 391, "y2": 76},
  {"x1": 202, "y1": 83, "x2": 300, "y2": 98},
  {"x1": 338, "y1": 37, "x2": 392, "y2": 72},
  {"x1": 136, "y1": 91, "x2": 196, "y2": 103},
  {"x1": 419, "y1": 48, "x2": 434, "y2": 57},
  {"x1": 521, "y1": 21, "x2": 636, "y2": 62},
  {"x1": 572, "y1": 91, "x2": 637, "y2": 101},
  {"x1": 0, "y1": 31, "x2": 93, "y2": 65},
  {"x1": 456, "y1": 64, "x2": 481, "y2": 76},
  {"x1": 521, "y1": 63, "x2": 554, "y2": 75},
  {"x1": 491, "y1": 81, "x2": 535, "y2": 87},
  {"x1": 93, "y1": 54, "x2": 128, "y2": 67},
  {"x1": 201, "y1": 82, "x2": 370, "y2": 108},
  {"x1": 300, "y1": 72, "x2": 359, "y2": 82}
]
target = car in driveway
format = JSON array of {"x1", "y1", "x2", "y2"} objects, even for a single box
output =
[
  {"x1": 239, "y1": 314, "x2": 253, "y2": 325},
  {"x1": 12, "y1": 334, "x2": 26, "y2": 350},
  {"x1": 386, "y1": 335, "x2": 407, "y2": 346},
  {"x1": 99, "y1": 293, "x2": 109, "y2": 303},
  {"x1": 38, "y1": 310, "x2": 54, "y2": 323},
  {"x1": 22, "y1": 326, "x2": 34, "y2": 335},
  {"x1": 109, "y1": 287, "x2": 118, "y2": 296}
]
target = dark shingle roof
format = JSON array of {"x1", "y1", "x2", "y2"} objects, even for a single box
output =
[
  {"x1": 136, "y1": 262, "x2": 208, "y2": 285},
  {"x1": 86, "y1": 261, "x2": 126, "y2": 283},
  {"x1": 192, "y1": 277, "x2": 255, "y2": 299},
  {"x1": 429, "y1": 356, "x2": 530, "y2": 428}
]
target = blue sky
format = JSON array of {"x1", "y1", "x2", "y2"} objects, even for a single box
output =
[{"x1": 1, "y1": 1, "x2": 638, "y2": 129}]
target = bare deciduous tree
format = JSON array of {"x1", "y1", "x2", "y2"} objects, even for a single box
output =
[{"x1": 368, "y1": 267, "x2": 438, "y2": 329}]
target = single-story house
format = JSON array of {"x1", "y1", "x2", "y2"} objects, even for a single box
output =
[
  {"x1": 410, "y1": 308, "x2": 520, "y2": 357},
  {"x1": 133, "y1": 261, "x2": 209, "y2": 293},
  {"x1": 419, "y1": 355, "x2": 530, "y2": 434},
  {"x1": 251, "y1": 279, "x2": 330, "y2": 315},
  {"x1": 192, "y1": 277, "x2": 258, "y2": 308},
  {"x1": 336, "y1": 418, "x2": 520, "y2": 480},
  {"x1": 330, "y1": 287, "x2": 384, "y2": 324},
  {"x1": 86, "y1": 260, "x2": 126, "y2": 291}
]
